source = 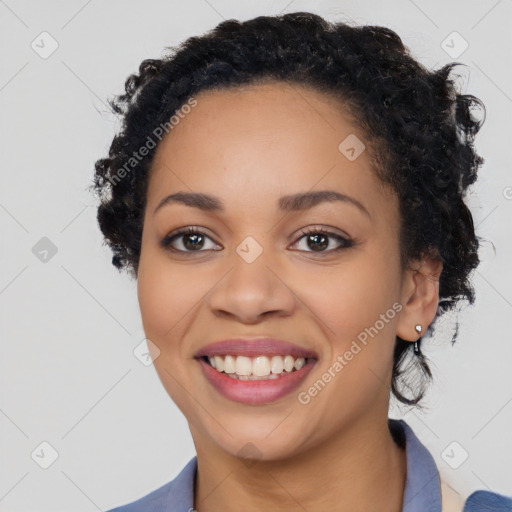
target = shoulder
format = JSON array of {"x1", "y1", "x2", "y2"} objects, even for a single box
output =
[
  {"x1": 104, "y1": 457, "x2": 197, "y2": 512},
  {"x1": 463, "y1": 490, "x2": 512, "y2": 512},
  {"x1": 391, "y1": 419, "x2": 511, "y2": 512},
  {"x1": 443, "y1": 481, "x2": 512, "y2": 512},
  {"x1": 105, "y1": 479, "x2": 175, "y2": 512},
  {"x1": 440, "y1": 470, "x2": 511, "y2": 512}
]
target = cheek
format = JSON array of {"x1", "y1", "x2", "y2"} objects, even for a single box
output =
[
  {"x1": 296, "y1": 254, "x2": 401, "y2": 342},
  {"x1": 136, "y1": 250, "x2": 198, "y2": 354},
  {"x1": 295, "y1": 264, "x2": 400, "y2": 426},
  {"x1": 136, "y1": 252, "x2": 202, "y2": 414},
  {"x1": 293, "y1": 251, "x2": 402, "y2": 414}
]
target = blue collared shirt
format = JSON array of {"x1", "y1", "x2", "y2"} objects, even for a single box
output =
[{"x1": 106, "y1": 419, "x2": 511, "y2": 511}]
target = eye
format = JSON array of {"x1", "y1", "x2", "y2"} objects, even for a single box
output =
[
  {"x1": 160, "y1": 227, "x2": 220, "y2": 253},
  {"x1": 160, "y1": 225, "x2": 354, "y2": 255},
  {"x1": 291, "y1": 226, "x2": 354, "y2": 254}
]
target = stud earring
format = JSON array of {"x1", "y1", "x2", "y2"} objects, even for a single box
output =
[{"x1": 414, "y1": 324, "x2": 422, "y2": 355}]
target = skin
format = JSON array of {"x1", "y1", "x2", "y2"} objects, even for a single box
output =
[{"x1": 136, "y1": 81, "x2": 442, "y2": 512}]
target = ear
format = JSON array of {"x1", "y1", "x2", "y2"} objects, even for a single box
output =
[{"x1": 396, "y1": 253, "x2": 443, "y2": 342}]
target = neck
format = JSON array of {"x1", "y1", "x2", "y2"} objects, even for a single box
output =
[{"x1": 192, "y1": 414, "x2": 407, "y2": 512}]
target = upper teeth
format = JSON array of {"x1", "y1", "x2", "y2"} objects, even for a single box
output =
[{"x1": 208, "y1": 354, "x2": 306, "y2": 376}]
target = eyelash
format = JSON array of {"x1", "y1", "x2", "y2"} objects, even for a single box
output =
[{"x1": 160, "y1": 225, "x2": 354, "y2": 256}]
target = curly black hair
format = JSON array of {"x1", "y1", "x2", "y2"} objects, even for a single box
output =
[{"x1": 90, "y1": 12, "x2": 486, "y2": 407}]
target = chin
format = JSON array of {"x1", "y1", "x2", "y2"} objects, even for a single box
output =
[
  {"x1": 195, "y1": 414, "x2": 308, "y2": 462},
  {"x1": 218, "y1": 434, "x2": 303, "y2": 463}
]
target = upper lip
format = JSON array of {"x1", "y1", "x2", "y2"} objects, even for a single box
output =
[{"x1": 195, "y1": 338, "x2": 318, "y2": 359}]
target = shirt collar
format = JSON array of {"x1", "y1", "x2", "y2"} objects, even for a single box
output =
[
  {"x1": 390, "y1": 418, "x2": 442, "y2": 512},
  {"x1": 113, "y1": 418, "x2": 441, "y2": 511}
]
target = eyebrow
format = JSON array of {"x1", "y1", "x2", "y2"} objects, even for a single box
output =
[{"x1": 153, "y1": 190, "x2": 371, "y2": 218}]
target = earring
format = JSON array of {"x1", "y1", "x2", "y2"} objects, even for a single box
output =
[{"x1": 414, "y1": 324, "x2": 422, "y2": 355}]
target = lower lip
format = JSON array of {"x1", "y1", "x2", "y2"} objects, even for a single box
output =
[{"x1": 197, "y1": 358, "x2": 316, "y2": 405}]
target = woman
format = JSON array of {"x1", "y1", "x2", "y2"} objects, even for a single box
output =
[{"x1": 92, "y1": 12, "x2": 511, "y2": 512}]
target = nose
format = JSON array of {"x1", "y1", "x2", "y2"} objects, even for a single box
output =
[{"x1": 206, "y1": 248, "x2": 296, "y2": 324}]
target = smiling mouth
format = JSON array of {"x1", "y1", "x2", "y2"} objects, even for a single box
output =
[{"x1": 200, "y1": 354, "x2": 315, "y2": 380}]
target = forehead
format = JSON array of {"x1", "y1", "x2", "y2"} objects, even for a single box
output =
[
  {"x1": 167, "y1": 80, "x2": 356, "y2": 142},
  {"x1": 146, "y1": 81, "x2": 389, "y2": 217}
]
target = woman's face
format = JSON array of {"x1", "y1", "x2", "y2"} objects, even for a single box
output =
[{"x1": 137, "y1": 81, "x2": 416, "y2": 461}]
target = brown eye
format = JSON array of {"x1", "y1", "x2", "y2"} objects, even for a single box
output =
[
  {"x1": 160, "y1": 227, "x2": 220, "y2": 253},
  {"x1": 292, "y1": 227, "x2": 353, "y2": 254}
]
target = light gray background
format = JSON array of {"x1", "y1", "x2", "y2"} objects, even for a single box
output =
[{"x1": 1, "y1": 0, "x2": 511, "y2": 510}]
